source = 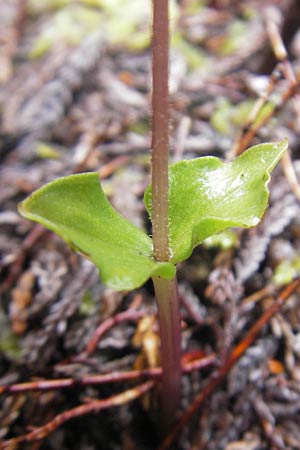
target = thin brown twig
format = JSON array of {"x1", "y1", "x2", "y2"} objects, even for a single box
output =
[
  {"x1": 231, "y1": 66, "x2": 299, "y2": 158},
  {"x1": 243, "y1": 78, "x2": 297, "y2": 153},
  {"x1": 0, "y1": 0, "x2": 27, "y2": 83},
  {"x1": 0, "y1": 354, "x2": 216, "y2": 396},
  {"x1": 98, "y1": 155, "x2": 130, "y2": 178},
  {"x1": 72, "y1": 129, "x2": 102, "y2": 172},
  {"x1": 230, "y1": 66, "x2": 281, "y2": 158},
  {"x1": 84, "y1": 309, "x2": 146, "y2": 356},
  {"x1": 264, "y1": 7, "x2": 300, "y2": 127},
  {"x1": 157, "y1": 278, "x2": 300, "y2": 450},
  {"x1": 281, "y1": 151, "x2": 300, "y2": 202},
  {"x1": 230, "y1": 13, "x2": 300, "y2": 159},
  {"x1": 69, "y1": 294, "x2": 143, "y2": 361},
  {"x1": 0, "y1": 224, "x2": 47, "y2": 293},
  {"x1": 240, "y1": 284, "x2": 276, "y2": 309},
  {"x1": 263, "y1": 15, "x2": 300, "y2": 202},
  {"x1": 0, "y1": 381, "x2": 155, "y2": 449}
]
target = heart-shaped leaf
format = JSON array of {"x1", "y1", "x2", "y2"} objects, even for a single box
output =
[
  {"x1": 144, "y1": 140, "x2": 287, "y2": 263},
  {"x1": 19, "y1": 173, "x2": 175, "y2": 291}
]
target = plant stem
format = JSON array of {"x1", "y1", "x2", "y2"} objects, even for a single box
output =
[
  {"x1": 153, "y1": 275, "x2": 181, "y2": 427},
  {"x1": 151, "y1": 0, "x2": 182, "y2": 426},
  {"x1": 152, "y1": 0, "x2": 170, "y2": 262}
]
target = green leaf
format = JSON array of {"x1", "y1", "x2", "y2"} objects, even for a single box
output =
[
  {"x1": 19, "y1": 173, "x2": 175, "y2": 291},
  {"x1": 145, "y1": 140, "x2": 287, "y2": 264}
]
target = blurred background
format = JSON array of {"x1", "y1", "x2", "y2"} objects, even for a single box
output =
[{"x1": 1, "y1": 1, "x2": 300, "y2": 449}]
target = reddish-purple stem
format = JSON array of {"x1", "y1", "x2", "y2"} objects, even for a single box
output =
[
  {"x1": 158, "y1": 278, "x2": 300, "y2": 450},
  {"x1": 151, "y1": 0, "x2": 182, "y2": 427},
  {"x1": 151, "y1": 0, "x2": 170, "y2": 262}
]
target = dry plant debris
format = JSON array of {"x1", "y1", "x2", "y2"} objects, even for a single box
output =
[{"x1": 1, "y1": 1, "x2": 300, "y2": 449}]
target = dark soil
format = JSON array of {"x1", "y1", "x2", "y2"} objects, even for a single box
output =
[{"x1": 1, "y1": 1, "x2": 300, "y2": 449}]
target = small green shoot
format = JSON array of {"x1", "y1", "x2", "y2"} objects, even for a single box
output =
[
  {"x1": 18, "y1": 0, "x2": 288, "y2": 430},
  {"x1": 19, "y1": 140, "x2": 287, "y2": 290}
]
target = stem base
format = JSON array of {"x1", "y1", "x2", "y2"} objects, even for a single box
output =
[{"x1": 153, "y1": 275, "x2": 181, "y2": 428}]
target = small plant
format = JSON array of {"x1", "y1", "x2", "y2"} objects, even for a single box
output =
[{"x1": 19, "y1": 0, "x2": 287, "y2": 428}]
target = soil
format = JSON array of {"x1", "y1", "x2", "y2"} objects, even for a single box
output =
[{"x1": 1, "y1": 1, "x2": 300, "y2": 449}]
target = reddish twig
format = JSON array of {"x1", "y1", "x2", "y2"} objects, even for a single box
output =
[
  {"x1": 0, "y1": 381, "x2": 155, "y2": 449},
  {"x1": 0, "y1": 354, "x2": 216, "y2": 396},
  {"x1": 0, "y1": 224, "x2": 47, "y2": 293},
  {"x1": 98, "y1": 155, "x2": 130, "y2": 178},
  {"x1": 157, "y1": 278, "x2": 300, "y2": 450},
  {"x1": 230, "y1": 66, "x2": 281, "y2": 158},
  {"x1": 262, "y1": 17, "x2": 300, "y2": 202},
  {"x1": 84, "y1": 309, "x2": 146, "y2": 356},
  {"x1": 231, "y1": 68, "x2": 299, "y2": 158},
  {"x1": 231, "y1": 11, "x2": 300, "y2": 159}
]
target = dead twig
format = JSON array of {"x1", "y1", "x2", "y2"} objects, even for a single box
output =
[
  {"x1": 0, "y1": 354, "x2": 216, "y2": 396},
  {"x1": 230, "y1": 68, "x2": 299, "y2": 158},
  {"x1": 281, "y1": 151, "x2": 300, "y2": 203},
  {"x1": 230, "y1": 10, "x2": 300, "y2": 159},
  {"x1": 0, "y1": 224, "x2": 47, "y2": 294},
  {"x1": 240, "y1": 284, "x2": 277, "y2": 311},
  {"x1": 263, "y1": 14, "x2": 300, "y2": 202},
  {"x1": 83, "y1": 309, "x2": 147, "y2": 356},
  {"x1": 0, "y1": 0, "x2": 27, "y2": 83},
  {"x1": 264, "y1": 6, "x2": 300, "y2": 129},
  {"x1": 230, "y1": 66, "x2": 282, "y2": 158},
  {"x1": 0, "y1": 381, "x2": 155, "y2": 449}
]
